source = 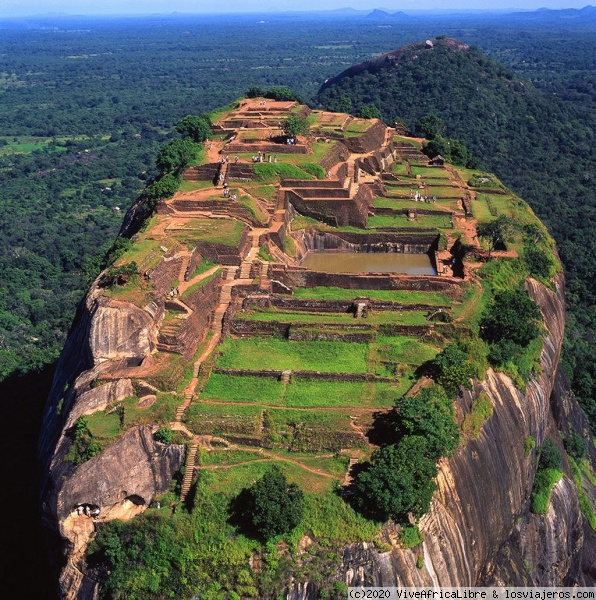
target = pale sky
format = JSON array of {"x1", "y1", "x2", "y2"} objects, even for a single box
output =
[{"x1": 0, "y1": 0, "x2": 591, "y2": 18}]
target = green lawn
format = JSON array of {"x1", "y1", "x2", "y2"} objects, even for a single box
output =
[
  {"x1": 200, "y1": 374, "x2": 285, "y2": 403},
  {"x1": 169, "y1": 218, "x2": 245, "y2": 247},
  {"x1": 215, "y1": 337, "x2": 369, "y2": 373},
  {"x1": 190, "y1": 401, "x2": 352, "y2": 429},
  {"x1": 241, "y1": 308, "x2": 433, "y2": 326},
  {"x1": 410, "y1": 166, "x2": 451, "y2": 179},
  {"x1": 373, "y1": 335, "x2": 441, "y2": 365},
  {"x1": 368, "y1": 213, "x2": 451, "y2": 230},
  {"x1": 285, "y1": 379, "x2": 403, "y2": 408},
  {"x1": 291, "y1": 286, "x2": 452, "y2": 305}
]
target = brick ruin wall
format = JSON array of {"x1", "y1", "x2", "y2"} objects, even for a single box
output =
[
  {"x1": 183, "y1": 163, "x2": 221, "y2": 182},
  {"x1": 229, "y1": 317, "x2": 438, "y2": 342},
  {"x1": 282, "y1": 179, "x2": 348, "y2": 189},
  {"x1": 175, "y1": 274, "x2": 223, "y2": 357},
  {"x1": 269, "y1": 266, "x2": 463, "y2": 297},
  {"x1": 286, "y1": 185, "x2": 372, "y2": 228},
  {"x1": 344, "y1": 120, "x2": 387, "y2": 154},
  {"x1": 223, "y1": 142, "x2": 309, "y2": 155},
  {"x1": 373, "y1": 207, "x2": 454, "y2": 217},
  {"x1": 319, "y1": 141, "x2": 351, "y2": 172},
  {"x1": 299, "y1": 229, "x2": 438, "y2": 253},
  {"x1": 291, "y1": 187, "x2": 351, "y2": 198},
  {"x1": 212, "y1": 366, "x2": 396, "y2": 384},
  {"x1": 242, "y1": 295, "x2": 450, "y2": 314},
  {"x1": 147, "y1": 256, "x2": 184, "y2": 296},
  {"x1": 285, "y1": 190, "x2": 360, "y2": 228}
]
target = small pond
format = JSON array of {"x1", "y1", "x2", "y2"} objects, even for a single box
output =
[{"x1": 301, "y1": 251, "x2": 437, "y2": 275}]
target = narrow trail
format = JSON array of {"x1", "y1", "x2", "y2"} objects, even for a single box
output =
[
  {"x1": 197, "y1": 451, "x2": 336, "y2": 479},
  {"x1": 177, "y1": 265, "x2": 220, "y2": 295}
]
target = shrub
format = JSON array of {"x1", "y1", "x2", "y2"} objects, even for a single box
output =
[
  {"x1": 231, "y1": 466, "x2": 304, "y2": 541},
  {"x1": 67, "y1": 416, "x2": 103, "y2": 465},
  {"x1": 524, "y1": 435, "x2": 536, "y2": 455},
  {"x1": 530, "y1": 467, "x2": 562, "y2": 514},
  {"x1": 144, "y1": 173, "x2": 180, "y2": 204},
  {"x1": 524, "y1": 246, "x2": 553, "y2": 279},
  {"x1": 394, "y1": 387, "x2": 460, "y2": 458},
  {"x1": 175, "y1": 115, "x2": 211, "y2": 143},
  {"x1": 153, "y1": 427, "x2": 174, "y2": 445},
  {"x1": 400, "y1": 524, "x2": 424, "y2": 548},
  {"x1": 98, "y1": 262, "x2": 138, "y2": 288},
  {"x1": 353, "y1": 437, "x2": 438, "y2": 523},
  {"x1": 480, "y1": 286, "x2": 541, "y2": 362},
  {"x1": 538, "y1": 438, "x2": 562, "y2": 470},
  {"x1": 564, "y1": 432, "x2": 588, "y2": 460},
  {"x1": 431, "y1": 344, "x2": 475, "y2": 398}
]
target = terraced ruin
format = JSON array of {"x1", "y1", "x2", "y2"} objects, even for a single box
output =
[{"x1": 80, "y1": 97, "x2": 554, "y2": 521}]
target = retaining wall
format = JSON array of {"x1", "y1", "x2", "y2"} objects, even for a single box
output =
[{"x1": 269, "y1": 267, "x2": 463, "y2": 296}]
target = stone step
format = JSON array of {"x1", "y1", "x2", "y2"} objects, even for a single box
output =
[
  {"x1": 180, "y1": 444, "x2": 200, "y2": 500},
  {"x1": 156, "y1": 343, "x2": 180, "y2": 354},
  {"x1": 239, "y1": 262, "x2": 252, "y2": 279}
]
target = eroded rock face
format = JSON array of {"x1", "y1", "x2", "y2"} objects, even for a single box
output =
[
  {"x1": 88, "y1": 296, "x2": 157, "y2": 362},
  {"x1": 57, "y1": 426, "x2": 184, "y2": 525},
  {"x1": 38, "y1": 283, "x2": 183, "y2": 597}
]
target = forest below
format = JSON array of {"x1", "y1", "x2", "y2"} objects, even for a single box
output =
[{"x1": 0, "y1": 10, "x2": 594, "y2": 426}]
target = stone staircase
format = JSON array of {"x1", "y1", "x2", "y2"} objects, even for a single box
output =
[
  {"x1": 179, "y1": 253, "x2": 192, "y2": 282},
  {"x1": 346, "y1": 160, "x2": 356, "y2": 184},
  {"x1": 157, "y1": 322, "x2": 184, "y2": 353},
  {"x1": 239, "y1": 261, "x2": 252, "y2": 280},
  {"x1": 180, "y1": 443, "x2": 199, "y2": 501}
]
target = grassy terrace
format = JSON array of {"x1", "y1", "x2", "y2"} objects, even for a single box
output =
[
  {"x1": 290, "y1": 286, "x2": 454, "y2": 304},
  {"x1": 240, "y1": 307, "x2": 435, "y2": 325},
  {"x1": 199, "y1": 374, "x2": 408, "y2": 409},
  {"x1": 167, "y1": 218, "x2": 245, "y2": 248},
  {"x1": 214, "y1": 337, "x2": 369, "y2": 373},
  {"x1": 367, "y1": 213, "x2": 452, "y2": 230},
  {"x1": 410, "y1": 166, "x2": 452, "y2": 179},
  {"x1": 373, "y1": 197, "x2": 451, "y2": 210}
]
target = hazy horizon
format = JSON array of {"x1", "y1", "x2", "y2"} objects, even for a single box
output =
[{"x1": 0, "y1": 1, "x2": 593, "y2": 19}]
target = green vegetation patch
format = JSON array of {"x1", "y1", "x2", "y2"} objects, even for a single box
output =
[
  {"x1": 367, "y1": 213, "x2": 451, "y2": 230},
  {"x1": 253, "y1": 162, "x2": 315, "y2": 182},
  {"x1": 530, "y1": 468, "x2": 563, "y2": 514},
  {"x1": 567, "y1": 456, "x2": 596, "y2": 530},
  {"x1": 291, "y1": 286, "x2": 452, "y2": 305},
  {"x1": 237, "y1": 194, "x2": 269, "y2": 225},
  {"x1": 215, "y1": 337, "x2": 369, "y2": 373},
  {"x1": 169, "y1": 218, "x2": 246, "y2": 248},
  {"x1": 181, "y1": 268, "x2": 222, "y2": 298},
  {"x1": 200, "y1": 374, "x2": 285, "y2": 404},
  {"x1": 374, "y1": 335, "x2": 441, "y2": 365},
  {"x1": 461, "y1": 391, "x2": 493, "y2": 440},
  {"x1": 284, "y1": 379, "x2": 399, "y2": 408}
]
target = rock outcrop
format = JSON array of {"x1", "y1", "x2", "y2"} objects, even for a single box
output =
[{"x1": 38, "y1": 284, "x2": 185, "y2": 597}]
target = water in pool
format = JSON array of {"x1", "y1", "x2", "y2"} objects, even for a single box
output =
[{"x1": 301, "y1": 252, "x2": 437, "y2": 275}]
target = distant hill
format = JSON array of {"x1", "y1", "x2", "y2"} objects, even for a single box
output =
[
  {"x1": 508, "y1": 4, "x2": 596, "y2": 23},
  {"x1": 366, "y1": 9, "x2": 411, "y2": 19}
]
